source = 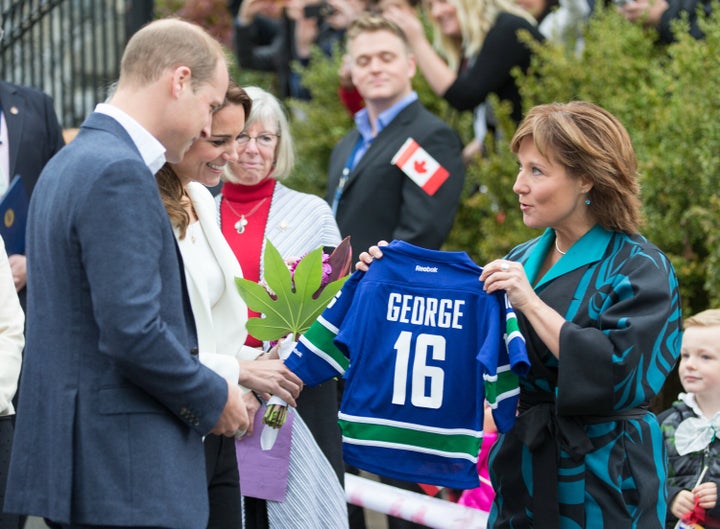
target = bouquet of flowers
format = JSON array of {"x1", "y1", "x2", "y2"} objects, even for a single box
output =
[{"x1": 235, "y1": 236, "x2": 352, "y2": 430}]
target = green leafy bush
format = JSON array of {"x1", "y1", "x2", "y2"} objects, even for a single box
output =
[{"x1": 285, "y1": 47, "x2": 353, "y2": 197}]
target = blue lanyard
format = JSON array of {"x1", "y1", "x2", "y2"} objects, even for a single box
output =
[{"x1": 331, "y1": 136, "x2": 364, "y2": 217}]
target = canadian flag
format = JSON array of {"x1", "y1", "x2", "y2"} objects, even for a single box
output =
[{"x1": 391, "y1": 138, "x2": 450, "y2": 196}]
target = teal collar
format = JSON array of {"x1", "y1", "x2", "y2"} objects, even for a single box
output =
[{"x1": 524, "y1": 225, "x2": 613, "y2": 290}]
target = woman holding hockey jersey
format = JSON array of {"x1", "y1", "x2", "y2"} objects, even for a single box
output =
[
  {"x1": 361, "y1": 101, "x2": 682, "y2": 528},
  {"x1": 479, "y1": 101, "x2": 681, "y2": 528}
]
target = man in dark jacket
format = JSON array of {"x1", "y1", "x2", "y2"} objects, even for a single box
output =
[{"x1": 0, "y1": 80, "x2": 65, "y2": 305}]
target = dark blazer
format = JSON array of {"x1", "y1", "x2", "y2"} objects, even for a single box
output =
[
  {"x1": 326, "y1": 99, "x2": 466, "y2": 260},
  {"x1": 4, "y1": 113, "x2": 228, "y2": 529},
  {"x1": 0, "y1": 80, "x2": 65, "y2": 309},
  {"x1": 0, "y1": 80, "x2": 65, "y2": 200}
]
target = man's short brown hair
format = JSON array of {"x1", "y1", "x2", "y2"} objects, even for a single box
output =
[
  {"x1": 346, "y1": 13, "x2": 411, "y2": 51},
  {"x1": 120, "y1": 18, "x2": 226, "y2": 91}
]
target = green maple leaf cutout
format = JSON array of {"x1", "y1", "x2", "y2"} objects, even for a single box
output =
[{"x1": 235, "y1": 238, "x2": 350, "y2": 342}]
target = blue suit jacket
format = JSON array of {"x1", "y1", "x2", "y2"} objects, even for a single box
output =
[{"x1": 5, "y1": 113, "x2": 228, "y2": 529}]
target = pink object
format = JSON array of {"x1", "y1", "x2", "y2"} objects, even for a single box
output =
[{"x1": 458, "y1": 432, "x2": 497, "y2": 512}]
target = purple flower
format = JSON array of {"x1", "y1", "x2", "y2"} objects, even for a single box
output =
[
  {"x1": 321, "y1": 254, "x2": 332, "y2": 285},
  {"x1": 289, "y1": 252, "x2": 333, "y2": 289}
]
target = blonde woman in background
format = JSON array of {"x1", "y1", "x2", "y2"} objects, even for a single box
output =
[{"x1": 384, "y1": 0, "x2": 543, "y2": 163}]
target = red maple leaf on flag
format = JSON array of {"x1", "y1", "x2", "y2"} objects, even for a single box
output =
[{"x1": 392, "y1": 138, "x2": 449, "y2": 195}]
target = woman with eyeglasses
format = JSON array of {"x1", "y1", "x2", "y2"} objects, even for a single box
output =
[{"x1": 217, "y1": 85, "x2": 347, "y2": 529}]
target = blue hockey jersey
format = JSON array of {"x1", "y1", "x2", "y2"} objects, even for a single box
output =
[{"x1": 285, "y1": 240, "x2": 529, "y2": 488}]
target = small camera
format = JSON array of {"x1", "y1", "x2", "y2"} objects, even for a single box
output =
[{"x1": 303, "y1": 2, "x2": 336, "y2": 18}]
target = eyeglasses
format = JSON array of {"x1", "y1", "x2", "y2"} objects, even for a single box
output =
[{"x1": 237, "y1": 132, "x2": 279, "y2": 148}]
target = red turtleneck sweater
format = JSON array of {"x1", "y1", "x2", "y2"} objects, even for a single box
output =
[{"x1": 220, "y1": 178, "x2": 276, "y2": 347}]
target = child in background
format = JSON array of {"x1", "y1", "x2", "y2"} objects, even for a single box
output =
[{"x1": 659, "y1": 309, "x2": 720, "y2": 529}]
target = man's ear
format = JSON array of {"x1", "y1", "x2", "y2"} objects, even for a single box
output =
[
  {"x1": 170, "y1": 66, "x2": 193, "y2": 98},
  {"x1": 407, "y1": 53, "x2": 417, "y2": 81}
]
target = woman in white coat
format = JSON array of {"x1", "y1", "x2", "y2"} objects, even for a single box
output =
[
  {"x1": 155, "y1": 81, "x2": 305, "y2": 529},
  {"x1": 0, "y1": 234, "x2": 24, "y2": 529},
  {"x1": 217, "y1": 86, "x2": 348, "y2": 529}
]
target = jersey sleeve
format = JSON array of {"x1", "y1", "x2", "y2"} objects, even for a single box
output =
[
  {"x1": 479, "y1": 291, "x2": 529, "y2": 433},
  {"x1": 285, "y1": 271, "x2": 362, "y2": 385}
]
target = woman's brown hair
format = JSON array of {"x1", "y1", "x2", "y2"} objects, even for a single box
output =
[{"x1": 511, "y1": 101, "x2": 642, "y2": 234}]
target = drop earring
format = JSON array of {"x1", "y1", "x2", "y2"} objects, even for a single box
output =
[{"x1": 585, "y1": 198, "x2": 591, "y2": 206}]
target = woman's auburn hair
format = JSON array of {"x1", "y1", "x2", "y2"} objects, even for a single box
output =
[{"x1": 510, "y1": 101, "x2": 641, "y2": 234}]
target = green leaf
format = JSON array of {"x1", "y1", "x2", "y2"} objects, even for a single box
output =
[
  {"x1": 260, "y1": 241, "x2": 296, "y2": 329},
  {"x1": 234, "y1": 239, "x2": 352, "y2": 342},
  {"x1": 234, "y1": 278, "x2": 278, "y2": 314},
  {"x1": 295, "y1": 276, "x2": 348, "y2": 332},
  {"x1": 245, "y1": 317, "x2": 297, "y2": 342},
  {"x1": 235, "y1": 275, "x2": 295, "y2": 338},
  {"x1": 292, "y1": 247, "x2": 323, "y2": 300}
]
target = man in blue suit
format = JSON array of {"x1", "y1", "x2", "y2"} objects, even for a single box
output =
[{"x1": 4, "y1": 18, "x2": 250, "y2": 529}]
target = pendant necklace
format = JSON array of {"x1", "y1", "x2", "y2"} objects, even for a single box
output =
[
  {"x1": 555, "y1": 238, "x2": 567, "y2": 255},
  {"x1": 224, "y1": 196, "x2": 269, "y2": 234}
]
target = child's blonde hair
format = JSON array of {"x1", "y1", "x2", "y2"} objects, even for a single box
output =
[{"x1": 684, "y1": 309, "x2": 720, "y2": 328}]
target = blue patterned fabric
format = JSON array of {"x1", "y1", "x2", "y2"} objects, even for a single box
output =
[{"x1": 488, "y1": 226, "x2": 682, "y2": 529}]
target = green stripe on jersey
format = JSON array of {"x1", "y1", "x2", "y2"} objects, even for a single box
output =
[
  {"x1": 484, "y1": 371, "x2": 519, "y2": 407},
  {"x1": 303, "y1": 319, "x2": 350, "y2": 371},
  {"x1": 506, "y1": 313, "x2": 521, "y2": 336},
  {"x1": 338, "y1": 419, "x2": 482, "y2": 459}
]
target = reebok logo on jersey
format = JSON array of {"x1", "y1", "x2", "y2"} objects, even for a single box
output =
[{"x1": 415, "y1": 265, "x2": 438, "y2": 273}]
